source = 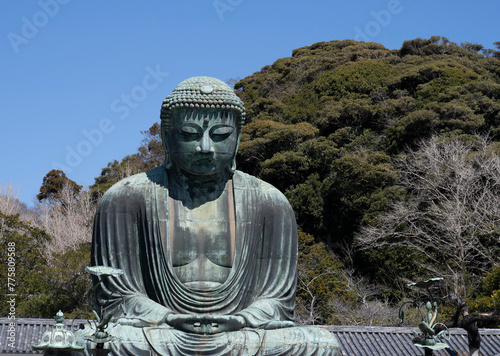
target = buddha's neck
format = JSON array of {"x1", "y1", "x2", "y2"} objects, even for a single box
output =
[{"x1": 167, "y1": 166, "x2": 231, "y2": 207}]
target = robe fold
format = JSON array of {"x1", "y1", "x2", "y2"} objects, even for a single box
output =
[{"x1": 87, "y1": 166, "x2": 340, "y2": 355}]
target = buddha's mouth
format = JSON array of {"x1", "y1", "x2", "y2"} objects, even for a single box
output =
[{"x1": 193, "y1": 159, "x2": 215, "y2": 166}]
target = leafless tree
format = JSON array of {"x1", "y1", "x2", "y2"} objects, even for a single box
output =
[
  {"x1": 328, "y1": 269, "x2": 398, "y2": 326},
  {"x1": 34, "y1": 182, "x2": 96, "y2": 257},
  {"x1": 328, "y1": 297, "x2": 398, "y2": 326},
  {"x1": 357, "y1": 137, "x2": 500, "y2": 297},
  {"x1": 225, "y1": 77, "x2": 241, "y2": 90},
  {"x1": 0, "y1": 183, "x2": 40, "y2": 225},
  {"x1": 296, "y1": 265, "x2": 400, "y2": 326},
  {"x1": 0, "y1": 184, "x2": 23, "y2": 216}
]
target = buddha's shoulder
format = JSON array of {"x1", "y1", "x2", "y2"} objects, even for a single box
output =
[
  {"x1": 233, "y1": 170, "x2": 289, "y2": 204},
  {"x1": 100, "y1": 166, "x2": 166, "y2": 202}
]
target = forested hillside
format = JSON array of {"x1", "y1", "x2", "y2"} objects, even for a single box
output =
[
  {"x1": 233, "y1": 38, "x2": 500, "y2": 324},
  {"x1": 2, "y1": 37, "x2": 499, "y2": 326}
]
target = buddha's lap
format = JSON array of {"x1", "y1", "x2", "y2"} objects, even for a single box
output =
[{"x1": 89, "y1": 323, "x2": 340, "y2": 355}]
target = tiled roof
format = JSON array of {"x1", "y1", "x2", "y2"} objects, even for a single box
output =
[
  {"x1": 321, "y1": 325, "x2": 500, "y2": 356},
  {"x1": 1, "y1": 318, "x2": 500, "y2": 355}
]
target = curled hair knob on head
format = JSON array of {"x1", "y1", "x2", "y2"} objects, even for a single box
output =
[{"x1": 160, "y1": 76, "x2": 245, "y2": 133}]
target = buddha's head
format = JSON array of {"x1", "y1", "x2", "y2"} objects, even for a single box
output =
[{"x1": 160, "y1": 77, "x2": 245, "y2": 177}]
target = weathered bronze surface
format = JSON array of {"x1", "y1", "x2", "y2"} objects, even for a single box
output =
[
  {"x1": 82, "y1": 77, "x2": 340, "y2": 355},
  {"x1": 32, "y1": 311, "x2": 84, "y2": 354},
  {"x1": 401, "y1": 277, "x2": 450, "y2": 352}
]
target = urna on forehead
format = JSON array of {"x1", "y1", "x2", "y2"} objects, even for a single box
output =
[{"x1": 160, "y1": 76, "x2": 245, "y2": 131}]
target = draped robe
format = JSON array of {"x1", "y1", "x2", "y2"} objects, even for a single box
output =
[{"x1": 88, "y1": 166, "x2": 340, "y2": 355}]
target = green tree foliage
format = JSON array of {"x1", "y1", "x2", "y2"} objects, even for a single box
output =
[
  {"x1": 235, "y1": 38, "x2": 500, "y2": 251},
  {"x1": 470, "y1": 266, "x2": 500, "y2": 326},
  {"x1": 31, "y1": 243, "x2": 92, "y2": 318},
  {"x1": 0, "y1": 212, "x2": 92, "y2": 318},
  {"x1": 471, "y1": 266, "x2": 500, "y2": 312},
  {"x1": 312, "y1": 61, "x2": 398, "y2": 100},
  {"x1": 296, "y1": 231, "x2": 354, "y2": 324},
  {"x1": 37, "y1": 169, "x2": 82, "y2": 204},
  {"x1": 399, "y1": 36, "x2": 460, "y2": 56},
  {"x1": 461, "y1": 42, "x2": 484, "y2": 53},
  {"x1": 0, "y1": 212, "x2": 49, "y2": 316}
]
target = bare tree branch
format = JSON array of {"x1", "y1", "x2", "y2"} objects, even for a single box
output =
[
  {"x1": 33, "y1": 182, "x2": 96, "y2": 257},
  {"x1": 357, "y1": 137, "x2": 500, "y2": 296}
]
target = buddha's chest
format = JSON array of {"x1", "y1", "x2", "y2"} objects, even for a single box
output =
[
  {"x1": 170, "y1": 207, "x2": 232, "y2": 267},
  {"x1": 168, "y1": 192, "x2": 235, "y2": 288}
]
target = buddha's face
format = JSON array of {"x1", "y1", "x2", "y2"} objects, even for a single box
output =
[{"x1": 167, "y1": 108, "x2": 238, "y2": 176}]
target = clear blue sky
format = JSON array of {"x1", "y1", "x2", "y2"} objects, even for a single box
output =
[{"x1": 1, "y1": 0, "x2": 498, "y2": 206}]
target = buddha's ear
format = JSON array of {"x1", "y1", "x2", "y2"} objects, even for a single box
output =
[
  {"x1": 229, "y1": 132, "x2": 241, "y2": 173},
  {"x1": 161, "y1": 120, "x2": 173, "y2": 169}
]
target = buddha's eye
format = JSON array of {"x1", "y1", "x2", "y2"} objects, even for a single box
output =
[
  {"x1": 179, "y1": 125, "x2": 201, "y2": 140},
  {"x1": 210, "y1": 126, "x2": 234, "y2": 142}
]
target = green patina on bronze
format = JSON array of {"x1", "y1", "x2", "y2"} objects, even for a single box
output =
[
  {"x1": 32, "y1": 311, "x2": 84, "y2": 353},
  {"x1": 76, "y1": 77, "x2": 341, "y2": 355},
  {"x1": 400, "y1": 277, "x2": 450, "y2": 353}
]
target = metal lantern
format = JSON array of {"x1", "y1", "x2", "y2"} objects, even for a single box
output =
[{"x1": 32, "y1": 310, "x2": 85, "y2": 354}]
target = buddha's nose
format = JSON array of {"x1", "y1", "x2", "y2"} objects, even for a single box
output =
[{"x1": 197, "y1": 131, "x2": 214, "y2": 153}]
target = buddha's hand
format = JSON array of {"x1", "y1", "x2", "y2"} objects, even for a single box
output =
[
  {"x1": 115, "y1": 318, "x2": 151, "y2": 327},
  {"x1": 165, "y1": 314, "x2": 246, "y2": 334}
]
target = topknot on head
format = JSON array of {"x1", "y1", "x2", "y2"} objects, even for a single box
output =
[{"x1": 160, "y1": 76, "x2": 245, "y2": 131}]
